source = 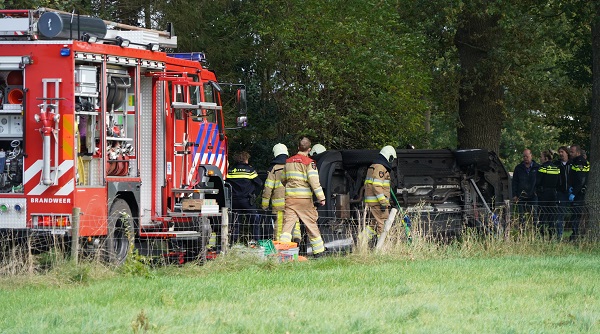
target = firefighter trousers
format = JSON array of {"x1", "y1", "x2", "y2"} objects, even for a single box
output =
[
  {"x1": 367, "y1": 204, "x2": 389, "y2": 235},
  {"x1": 280, "y1": 198, "x2": 325, "y2": 254},
  {"x1": 274, "y1": 211, "x2": 301, "y2": 241}
]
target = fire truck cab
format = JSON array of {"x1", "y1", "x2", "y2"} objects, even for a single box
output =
[{"x1": 0, "y1": 8, "x2": 243, "y2": 263}]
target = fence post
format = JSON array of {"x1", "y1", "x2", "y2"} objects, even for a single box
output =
[
  {"x1": 221, "y1": 207, "x2": 229, "y2": 254},
  {"x1": 71, "y1": 207, "x2": 80, "y2": 265}
]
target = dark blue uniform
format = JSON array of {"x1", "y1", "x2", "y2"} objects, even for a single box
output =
[
  {"x1": 227, "y1": 163, "x2": 263, "y2": 243},
  {"x1": 568, "y1": 156, "x2": 589, "y2": 240},
  {"x1": 536, "y1": 161, "x2": 560, "y2": 236}
]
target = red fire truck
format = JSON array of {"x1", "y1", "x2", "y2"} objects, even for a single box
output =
[{"x1": 0, "y1": 8, "x2": 245, "y2": 263}]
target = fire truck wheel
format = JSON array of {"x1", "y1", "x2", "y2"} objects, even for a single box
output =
[{"x1": 106, "y1": 198, "x2": 134, "y2": 265}]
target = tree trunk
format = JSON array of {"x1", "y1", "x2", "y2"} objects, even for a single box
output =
[
  {"x1": 585, "y1": 3, "x2": 600, "y2": 240},
  {"x1": 454, "y1": 4, "x2": 505, "y2": 153}
]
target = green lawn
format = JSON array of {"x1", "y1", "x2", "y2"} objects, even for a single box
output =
[{"x1": 0, "y1": 246, "x2": 599, "y2": 334}]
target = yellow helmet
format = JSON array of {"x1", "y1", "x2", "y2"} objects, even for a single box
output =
[
  {"x1": 380, "y1": 145, "x2": 397, "y2": 162},
  {"x1": 309, "y1": 144, "x2": 326, "y2": 156},
  {"x1": 272, "y1": 143, "x2": 289, "y2": 157}
]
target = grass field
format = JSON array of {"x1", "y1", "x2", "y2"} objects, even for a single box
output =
[{"x1": 0, "y1": 239, "x2": 599, "y2": 333}]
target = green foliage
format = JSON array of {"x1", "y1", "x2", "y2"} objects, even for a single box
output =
[
  {"x1": 500, "y1": 110, "x2": 564, "y2": 169},
  {"x1": 249, "y1": 0, "x2": 431, "y2": 150},
  {"x1": 3, "y1": 0, "x2": 595, "y2": 162},
  {"x1": 3, "y1": 0, "x2": 83, "y2": 11},
  {"x1": 118, "y1": 248, "x2": 153, "y2": 277}
]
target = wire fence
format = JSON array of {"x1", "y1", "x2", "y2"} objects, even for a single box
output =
[{"x1": 0, "y1": 201, "x2": 597, "y2": 275}]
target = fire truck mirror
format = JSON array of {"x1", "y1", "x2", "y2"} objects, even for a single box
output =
[{"x1": 236, "y1": 88, "x2": 247, "y2": 115}]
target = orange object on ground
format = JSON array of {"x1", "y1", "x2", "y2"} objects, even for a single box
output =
[{"x1": 273, "y1": 241, "x2": 297, "y2": 250}]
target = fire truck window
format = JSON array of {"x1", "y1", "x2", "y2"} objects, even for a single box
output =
[
  {"x1": 203, "y1": 83, "x2": 215, "y2": 103},
  {"x1": 189, "y1": 75, "x2": 200, "y2": 105}
]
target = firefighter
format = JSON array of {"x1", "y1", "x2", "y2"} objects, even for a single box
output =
[
  {"x1": 361, "y1": 145, "x2": 396, "y2": 246},
  {"x1": 279, "y1": 137, "x2": 326, "y2": 257},
  {"x1": 261, "y1": 143, "x2": 301, "y2": 241},
  {"x1": 309, "y1": 143, "x2": 326, "y2": 157},
  {"x1": 568, "y1": 144, "x2": 589, "y2": 241},
  {"x1": 227, "y1": 151, "x2": 263, "y2": 244}
]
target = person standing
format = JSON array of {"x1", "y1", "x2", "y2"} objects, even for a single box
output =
[
  {"x1": 226, "y1": 151, "x2": 263, "y2": 244},
  {"x1": 568, "y1": 144, "x2": 589, "y2": 241},
  {"x1": 261, "y1": 143, "x2": 301, "y2": 241},
  {"x1": 360, "y1": 145, "x2": 396, "y2": 245},
  {"x1": 279, "y1": 137, "x2": 326, "y2": 257},
  {"x1": 512, "y1": 148, "x2": 540, "y2": 226},
  {"x1": 536, "y1": 150, "x2": 560, "y2": 237},
  {"x1": 555, "y1": 146, "x2": 571, "y2": 240}
]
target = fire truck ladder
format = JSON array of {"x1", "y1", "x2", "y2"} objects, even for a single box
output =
[{"x1": 36, "y1": 78, "x2": 63, "y2": 186}]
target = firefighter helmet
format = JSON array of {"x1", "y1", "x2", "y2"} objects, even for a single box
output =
[
  {"x1": 309, "y1": 144, "x2": 326, "y2": 157},
  {"x1": 273, "y1": 143, "x2": 289, "y2": 157},
  {"x1": 380, "y1": 145, "x2": 397, "y2": 163}
]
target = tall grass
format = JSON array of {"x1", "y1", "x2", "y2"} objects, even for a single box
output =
[
  {"x1": 0, "y1": 217, "x2": 599, "y2": 333},
  {"x1": 0, "y1": 248, "x2": 598, "y2": 333}
]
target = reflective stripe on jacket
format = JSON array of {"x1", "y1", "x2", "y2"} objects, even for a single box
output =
[
  {"x1": 569, "y1": 156, "x2": 589, "y2": 197},
  {"x1": 282, "y1": 152, "x2": 325, "y2": 201},
  {"x1": 536, "y1": 161, "x2": 560, "y2": 193},
  {"x1": 262, "y1": 164, "x2": 285, "y2": 211},
  {"x1": 227, "y1": 163, "x2": 262, "y2": 200},
  {"x1": 364, "y1": 163, "x2": 390, "y2": 207}
]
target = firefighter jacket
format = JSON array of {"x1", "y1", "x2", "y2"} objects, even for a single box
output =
[
  {"x1": 227, "y1": 163, "x2": 263, "y2": 200},
  {"x1": 512, "y1": 161, "x2": 540, "y2": 199},
  {"x1": 556, "y1": 159, "x2": 571, "y2": 194},
  {"x1": 282, "y1": 151, "x2": 325, "y2": 201},
  {"x1": 569, "y1": 155, "x2": 590, "y2": 200},
  {"x1": 364, "y1": 155, "x2": 392, "y2": 208},
  {"x1": 536, "y1": 161, "x2": 560, "y2": 194},
  {"x1": 261, "y1": 154, "x2": 287, "y2": 211}
]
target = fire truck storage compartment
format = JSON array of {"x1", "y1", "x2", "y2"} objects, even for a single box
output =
[
  {"x1": 106, "y1": 69, "x2": 131, "y2": 110},
  {"x1": 75, "y1": 65, "x2": 98, "y2": 97},
  {"x1": 1, "y1": 70, "x2": 24, "y2": 108},
  {"x1": 0, "y1": 115, "x2": 22, "y2": 137}
]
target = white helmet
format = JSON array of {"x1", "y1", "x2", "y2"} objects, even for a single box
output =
[
  {"x1": 272, "y1": 143, "x2": 289, "y2": 157},
  {"x1": 380, "y1": 145, "x2": 397, "y2": 163},
  {"x1": 309, "y1": 144, "x2": 326, "y2": 156}
]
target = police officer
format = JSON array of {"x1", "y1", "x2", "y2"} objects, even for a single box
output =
[
  {"x1": 261, "y1": 143, "x2": 301, "y2": 241},
  {"x1": 536, "y1": 150, "x2": 560, "y2": 237},
  {"x1": 361, "y1": 145, "x2": 396, "y2": 245},
  {"x1": 555, "y1": 146, "x2": 571, "y2": 239},
  {"x1": 279, "y1": 137, "x2": 326, "y2": 257},
  {"x1": 568, "y1": 144, "x2": 589, "y2": 241},
  {"x1": 227, "y1": 151, "x2": 263, "y2": 244}
]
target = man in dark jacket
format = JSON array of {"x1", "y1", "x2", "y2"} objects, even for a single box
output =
[
  {"x1": 227, "y1": 151, "x2": 263, "y2": 244},
  {"x1": 568, "y1": 144, "x2": 589, "y2": 240},
  {"x1": 512, "y1": 149, "x2": 540, "y2": 225}
]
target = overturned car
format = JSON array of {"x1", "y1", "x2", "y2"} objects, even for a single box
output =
[{"x1": 310, "y1": 148, "x2": 512, "y2": 252}]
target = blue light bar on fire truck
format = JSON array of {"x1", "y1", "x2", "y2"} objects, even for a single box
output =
[{"x1": 168, "y1": 52, "x2": 206, "y2": 63}]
